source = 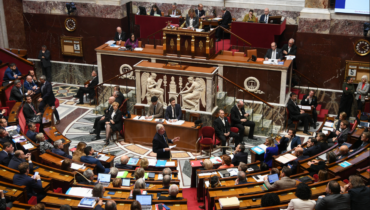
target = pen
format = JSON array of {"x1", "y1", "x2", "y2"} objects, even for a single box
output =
[{"x1": 13, "y1": 190, "x2": 17, "y2": 195}]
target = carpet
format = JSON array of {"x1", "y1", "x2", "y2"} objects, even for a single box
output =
[
  {"x1": 215, "y1": 39, "x2": 231, "y2": 54},
  {"x1": 182, "y1": 188, "x2": 205, "y2": 210}
]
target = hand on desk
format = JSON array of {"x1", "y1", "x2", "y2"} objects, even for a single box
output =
[
  {"x1": 169, "y1": 119, "x2": 178, "y2": 123},
  {"x1": 145, "y1": 116, "x2": 153, "y2": 119},
  {"x1": 37, "y1": 112, "x2": 42, "y2": 115}
]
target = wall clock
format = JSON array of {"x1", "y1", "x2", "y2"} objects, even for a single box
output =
[
  {"x1": 64, "y1": 18, "x2": 77, "y2": 32},
  {"x1": 354, "y1": 39, "x2": 370, "y2": 56}
]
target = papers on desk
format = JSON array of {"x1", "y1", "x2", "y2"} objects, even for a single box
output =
[
  {"x1": 109, "y1": 44, "x2": 120, "y2": 48},
  {"x1": 263, "y1": 59, "x2": 279, "y2": 65},
  {"x1": 213, "y1": 18, "x2": 222, "y2": 20},
  {"x1": 196, "y1": 29, "x2": 204, "y2": 32},
  {"x1": 155, "y1": 119, "x2": 165, "y2": 123},
  {"x1": 165, "y1": 161, "x2": 175, "y2": 167},
  {"x1": 210, "y1": 157, "x2": 222, "y2": 164},
  {"x1": 169, "y1": 145, "x2": 177, "y2": 149},
  {"x1": 133, "y1": 116, "x2": 152, "y2": 120},
  {"x1": 67, "y1": 187, "x2": 93, "y2": 197},
  {"x1": 226, "y1": 168, "x2": 238, "y2": 177},
  {"x1": 106, "y1": 41, "x2": 115, "y2": 45},
  {"x1": 165, "y1": 120, "x2": 185, "y2": 125},
  {"x1": 157, "y1": 174, "x2": 163, "y2": 180},
  {"x1": 324, "y1": 122, "x2": 334, "y2": 127},
  {"x1": 22, "y1": 143, "x2": 34, "y2": 150},
  {"x1": 78, "y1": 197, "x2": 98, "y2": 208},
  {"x1": 134, "y1": 48, "x2": 143, "y2": 51},
  {"x1": 286, "y1": 55, "x2": 296, "y2": 60},
  {"x1": 5, "y1": 126, "x2": 18, "y2": 131},
  {"x1": 170, "y1": 15, "x2": 180, "y2": 18},
  {"x1": 323, "y1": 127, "x2": 335, "y2": 132},
  {"x1": 148, "y1": 159, "x2": 157, "y2": 166},
  {"x1": 12, "y1": 135, "x2": 26, "y2": 143},
  {"x1": 275, "y1": 153, "x2": 297, "y2": 164},
  {"x1": 71, "y1": 163, "x2": 86, "y2": 170},
  {"x1": 98, "y1": 154, "x2": 110, "y2": 161},
  {"x1": 318, "y1": 153, "x2": 327, "y2": 161},
  {"x1": 253, "y1": 175, "x2": 267, "y2": 182},
  {"x1": 205, "y1": 181, "x2": 210, "y2": 187},
  {"x1": 198, "y1": 172, "x2": 217, "y2": 177},
  {"x1": 298, "y1": 105, "x2": 311, "y2": 110}
]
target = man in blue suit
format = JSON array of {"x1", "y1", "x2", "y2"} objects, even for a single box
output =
[
  {"x1": 24, "y1": 75, "x2": 38, "y2": 92},
  {"x1": 26, "y1": 122, "x2": 37, "y2": 142},
  {"x1": 279, "y1": 129, "x2": 301, "y2": 154},
  {"x1": 259, "y1": 8, "x2": 271, "y2": 23},
  {"x1": 0, "y1": 142, "x2": 14, "y2": 166},
  {"x1": 8, "y1": 150, "x2": 33, "y2": 173},
  {"x1": 288, "y1": 147, "x2": 309, "y2": 174},
  {"x1": 165, "y1": 97, "x2": 182, "y2": 121},
  {"x1": 301, "y1": 138, "x2": 322, "y2": 157},
  {"x1": 35, "y1": 75, "x2": 60, "y2": 125},
  {"x1": 13, "y1": 162, "x2": 45, "y2": 202},
  {"x1": 51, "y1": 140, "x2": 72, "y2": 159},
  {"x1": 3, "y1": 63, "x2": 22, "y2": 85},
  {"x1": 80, "y1": 146, "x2": 110, "y2": 173}
]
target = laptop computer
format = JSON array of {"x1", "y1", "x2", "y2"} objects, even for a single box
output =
[
  {"x1": 136, "y1": 195, "x2": 152, "y2": 210},
  {"x1": 97, "y1": 173, "x2": 111, "y2": 187},
  {"x1": 121, "y1": 178, "x2": 131, "y2": 187}
]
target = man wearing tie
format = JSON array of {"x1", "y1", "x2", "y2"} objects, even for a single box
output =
[
  {"x1": 165, "y1": 97, "x2": 182, "y2": 121},
  {"x1": 216, "y1": 7, "x2": 232, "y2": 42},
  {"x1": 90, "y1": 96, "x2": 115, "y2": 140},
  {"x1": 265, "y1": 42, "x2": 283, "y2": 61},
  {"x1": 38, "y1": 45, "x2": 52, "y2": 82},
  {"x1": 287, "y1": 93, "x2": 312, "y2": 135},
  {"x1": 147, "y1": 96, "x2": 163, "y2": 119},
  {"x1": 9, "y1": 80, "x2": 32, "y2": 102},
  {"x1": 168, "y1": 3, "x2": 181, "y2": 17},
  {"x1": 114, "y1": 27, "x2": 125, "y2": 45},
  {"x1": 230, "y1": 100, "x2": 256, "y2": 141},
  {"x1": 73, "y1": 71, "x2": 99, "y2": 105},
  {"x1": 214, "y1": 109, "x2": 240, "y2": 154},
  {"x1": 282, "y1": 38, "x2": 297, "y2": 56},
  {"x1": 259, "y1": 8, "x2": 271, "y2": 23},
  {"x1": 23, "y1": 95, "x2": 42, "y2": 123},
  {"x1": 3, "y1": 63, "x2": 22, "y2": 85},
  {"x1": 152, "y1": 124, "x2": 180, "y2": 159},
  {"x1": 24, "y1": 76, "x2": 38, "y2": 92},
  {"x1": 35, "y1": 75, "x2": 60, "y2": 125},
  {"x1": 301, "y1": 90, "x2": 318, "y2": 127}
]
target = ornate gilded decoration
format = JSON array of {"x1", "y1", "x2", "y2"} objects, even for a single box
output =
[
  {"x1": 64, "y1": 18, "x2": 77, "y2": 32},
  {"x1": 199, "y1": 41, "x2": 204, "y2": 50},
  {"x1": 210, "y1": 38, "x2": 214, "y2": 48},
  {"x1": 177, "y1": 35, "x2": 181, "y2": 52},
  {"x1": 354, "y1": 39, "x2": 370, "y2": 56},
  {"x1": 170, "y1": 39, "x2": 175, "y2": 49},
  {"x1": 185, "y1": 40, "x2": 189, "y2": 50},
  {"x1": 191, "y1": 36, "x2": 195, "y2": 53}
]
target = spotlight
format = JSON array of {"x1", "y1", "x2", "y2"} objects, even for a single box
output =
[
  {"x1": 66, "y1": 2, "x2": 77, "y2": 15},
  {"x1": 364, "y1": 22, "x2": 370, "y2": 37}
]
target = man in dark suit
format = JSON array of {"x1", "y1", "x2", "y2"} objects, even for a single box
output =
[
  {"x1": 35, "y1": 75, "x2": 60, "y2": 124},
  {"x1": 0, "y1": 190, "x2": 6, "y2": 210},
  {"x1": 74, "y1": 71, "x2": 98, "y2": 105},
  {"x1": 152, "y1": 124, "x2": 180, "y2": 159},
  {"x1": 24, "y1": 75, "x2": 38, "y2": 92},
  {"x1": 301, "y1": 90, "x2": 318, "y2": 125},
  {"x1": 80, "y1": 146, "x2": 110, "y2": 173},
  {"x1": 147, "y1": 96, "x2": 163, "y2": 118},
  {"x1": 23, "y1": 96, "x2": 42, "y2": 123},
  {"x1": 315, "y1": 181, "x2": 351, "y2": 210},
  {"x1": 301, "y1": 138, "x2": 321, "y2": 157},
  {"x1": 9, "y1": 80, "x2": 31, "y2": 102},
  {"x1": 216, "y1": 7, "x2": 232, "y2": 42},
  {"x1": 235, "y1": 171, "x2": 250, "y2": 185},
  {"x1": 8, "y1": 150, "x2": 33, "y2": 173},
  {"x1": 165, "y1": 97, "x2": 182, "y2": 121},
  {"x1": 337, "y1": 145, "x2": 349, "y2": 160},
  {"x1": 232, "y1": 144, "x2": 249, "y2": 166},
  {"x1": 289, "y1": 147, "x2": 309, "y2": 174},
  {"x1": 115, "y1": 155, "x2": 135, "y2": 170},
  {"x1": 279, "y1": 128, "x2": 301, "y2": 153},
  {"x1": 38, "y1": 45, "x2": 52, "y2": 82},
  {"x1": 113, "y1": 90, "x2": 125, "y2": 107},
  {"x1": 167, "y1": 3, "x2": 182, "y2": 17},
  {"x1": 114, "y1": 27, "x2": 125, "y2": 44},
  {"x1": 282, "y1": 38, "x2": 297, "y2": 56},
  {"x1": 13, "y1": 162, "x2": 45, "y2": 202},
  {"x1": 259, "y1": 8, "x2": 271, "y2": 23},
  {"x1": 51, "y1": 140, "x2": 72, "y2": 159},
  {"x1": 26, "y1": 123, "x2": 37, "y2": 142},
  {"x1": 158, "y1": 185, "x2": 183, "y2": 200},
  {"x1": 230, "y1": 100, "x2": 256, "y2": 141},
  {"x1": 0, "y1": 129, "x2": 14, "y2": 148},
  {"x1": 330, "y1": 120, "x2": 350, "y2": 145},
  {"x1": 3, "y1": 63, "x2": 22, "y2": 85},
  {"x1": 0, "y1": 118, "x2": 6, "y2": 130},
  {"x1": 195, "y1": 4, "x2": 206, "y2": 18},
  {"x1": 287, "y1": 92, "x2": 312, "y2": 135},
  {"x1": 350, "y1": 132, "x2": 370, "y2": 154},
  {"x1": 76, "y1": 169, "x2": 96, "y2": 185},
  {"x1": 264, "y1": 42, "x2": 283, "y2": 61},
  {"x1": 0, "y1": 142, "x2": 14, "y2": 166},
  {"x1": 91, "y1": 96, "x2": 115, "y2": 140},
  {"x1": 160, "y1": 175, "x2": 171, "y2": 189},
  {"x1": 214, "y1": 109, "x2": 240, "y2": 154}
]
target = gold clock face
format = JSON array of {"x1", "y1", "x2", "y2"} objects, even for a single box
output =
[
  {"x1": 354, "y1": 39, "x2": 370, "y2": 56},
  {"x1": 64, "y1": 18, "x2": 77, "y2": 32}
]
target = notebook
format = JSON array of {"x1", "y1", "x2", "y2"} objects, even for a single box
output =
[
  {"x1": 156, "y1": 160, "x2": 167, "y2": 167},
  {"x1": 128, "y1": 158, "x2": 139, "y2": 166}
]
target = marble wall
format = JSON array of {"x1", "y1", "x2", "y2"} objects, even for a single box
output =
[
  {"x1": 3, "y1": 0, "x2": 26, "y2": 49},
  {"x1": 298, "y1": 18, "x2": 331, "y2": 34},
  {"x1": 305, "y1": 0, "x2": 328, "y2": 9}
]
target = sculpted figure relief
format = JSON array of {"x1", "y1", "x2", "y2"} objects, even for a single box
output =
[
  {"x1": 141, "y1": 72, "x2": 164, "y2": 105},
  {"x1": 179, "y1": 77, "x2": 206, "y2": 111}
]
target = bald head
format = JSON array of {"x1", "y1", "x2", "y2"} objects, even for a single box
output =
[
  {"x1": 117, "y1": 27, "x2": 122, "y2": 33},
  {"x1": 26, "y1": 75, "x2": 32, "y2": 82},
  {"x1": 120, "y1": 155, "x2": 129, "y2": 164},
  {"x1": 237, "y1": 100, "x2": 244, "y2": 108},
  {"x1": 339, "y1": 145, "x2": 349, "y2": 155},
  {"x1": 264, "y1": 8, "x2": 269, "y2": 15},
  {"x1": 108, "y1": 96, "x2": 115, "y2": 104}
]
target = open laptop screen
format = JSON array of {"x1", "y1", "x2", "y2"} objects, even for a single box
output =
[
  {"x1": 97, "y1": 173, "x2": 111, "y2": 183},
  {"x1": 136, "y1": 195, "x2": 152, "y2": 205}
]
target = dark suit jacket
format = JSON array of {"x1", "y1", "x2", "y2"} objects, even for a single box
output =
[
  {"x1": 303, "y1": 145, "x2": 321, "y2": 157},
  {"x1": 264, "y1": 48, "x2": 283, "y2": 60},
  {"x1": 290, "y1": 155, "x2": 309, "y2": 174},
  {"x1": 315, "y1": 193, "x2": 351, "y2": 210},
  {"x1": 165, "y1": 104, "x2": 182, "y2": 120},
  {"x1": 13, "y1": 173, "x2": 43, "y2": 199},
  {"x1": 3, "y1": 67, "x2": 22, "y2": 81},
  {"x1": 237, "y1": 180, "x2": 250, "y2": 185},
  {"x1": 9, "y1": 85, "x2": 26, "y2": 102},
  {"x1": 8, "y1": 157, "x2": 33, "y2": 173},
  {"x1": 230, "y1": 105, "x2": 247, "y2": 126},
  {"x1": 114, "y1": 32, "x2": 125, "y2": 41},
  {"x1": 348, "y1": 186, "x2": 370, "y2": 210},
  {"x1": 0, "y1": 136, "x2": 14, "y2": 148},
  {"x1": 287, "y1": 99, "x2": 301, "y2": 121},
  {"x1": 0, "y1": 150, "x2": 12, "y2": 166},
  {"x1": 282, "y1": 44, "x2": 297, "y2": 55},
  {"x1": 280, "y1": 136, "x2": 301, "y2": 152},
  {"x1": 52, "y1": 148, "x2": 72, "y2": 159},
  {"x1": 105, "y1": 109, "x2": 123, "y2": 131},
  {"x1": 214, "y1": 117, "x2": 231, "y2": 137},
  {"x1": 80, "y1": 155, "x2": 109, "y2": 173},
  {"x1": 0, "y1": 197, "x2": 6, "y2": 210},
  {"x1": 115, "y1": 91, "x2": 125, "y2": 106},
  {"x1": 167, "y1": 9, "x2": 181, "y2": 16},
  {"x1": 76, "y1": 176, "x2": 95, "y2": 186},
  {"x1": 24, "y1": 81, "x2": 37, "y2": 91},
  {"x1": 232, "y1": 152, "x2": 248, "y2": 166},
  {"x1": 158, "y1": 195, "x2": 183, "y2": 200},
  {"x1": 195, "y1": 9, "x2": 205, "y2": 17},
  {"x1": 38, "y1": 50, "x2": 51, "y2": 67},
  {"x1": 94, "y1": 205, "x2": 104, "y2": 210},
  {"x1": 185, "y1": 15, "x2": 199, "y2": 28},
  {"x1": 87, "y1": 77, "x2": 98, "y2": 98},
  {"x1": 26, "y1": 130, "x2": 37, "y2": 142},
  {"x1": 337, "y1": 128, "x2": 349, "y2": 145},
  {"x1": 152, "y1": 132, "x2": 173, "y2": 159},
  {"x1": 259, "y1": 14, "x2": 271, "y2": 23},
  {"x1": 35, "y1": 81, "x2": 56, "y2": 106},
  {"x1": 115, "y1": 163, "x2": 135, "y2": 170},
  {"x1": 23, "y1": 103, "x2": 38, "y2": 122},
  {"x1": 301, "y1": 95, "x2": 318, "y2": 108},
  {"x1": 150, "y1": 9, "x2": 161, "y2": 16},
  {"x1": 219, "y1": 11, "x2": 232, "y2": 27}
]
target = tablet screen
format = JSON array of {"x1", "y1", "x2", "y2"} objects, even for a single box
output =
[
  {"x1": 121, "y1": 178, "x2": 131, "y2": 186},
  {"x1": 268, "y1": 174, "x2": 279, "y2": 184}
]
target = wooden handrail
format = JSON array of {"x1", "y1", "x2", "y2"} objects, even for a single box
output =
[
  {"x1": 216, "y1": 74, "x2": 273, "y2": 108},
  {"x1": 0, "y1": 47, "x2": 34, "y2": 68},
  {"x1": 219, "y1": 26, "x2": 252, "y2": 46},
  {"x1": 147, "y1": 28, "x2": 164, "y2": 38},
  {"x1": 293, "y1": 69, "x2": 319, "y2": 87},
  {"x1": 94, "y1": 69, "x2": 135, "y2": 91}
]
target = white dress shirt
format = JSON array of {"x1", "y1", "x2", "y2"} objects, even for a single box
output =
[
  {"x1": 271, "y1": 49, "x2": 277, "y2": 60},
  {"x1": 189, "y1": 18, "x2": 194, "y2": 27}
]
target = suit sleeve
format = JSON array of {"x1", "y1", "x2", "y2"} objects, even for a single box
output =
[
  {"x1": 114, "y1": 33, "x2": 118, "y2": 41},
  {"x1": 300, "y1": 95, "x2": 308, "y2": 105},
  {"x1": 31, "y1": 179, "x2": 43, "y2": 190},
  {"x1": 153, "y1": 139, "x2": 166, "y2": 154},
  {"x1": 214, "y1": 120, "x2": 223, "y2": 137},
  {"x1": 24, "y1": 82, "x2": 30, "y2": 91},
  {"x1": 289, "y1": 46, "x2": 297, "y2": 55},
  {"x1": 194, "y1": 17, "x2": 200, "y2": 28},
  {"x1": 94, "y1": 205, "x2": 104, "y2": 210},
  {"x1": 264, "y1": 179, "x2": 277, "y2": 190},
  {"x1": 16, "y1": 69, "x2": 21, "y2": 76},
  {"x1": 153, "y1": 104, "x2": 163, "y2": 118},
  {"x1": 338, "y1": 133, "x2": 348, "y2": 144},
  {"x1": 5, "y1": 70, "x2": 16, "y2": 80},
  {"x1": 314, "y1": 197, "x2": 326, "y2": 210},
  {"x1": 278, "y1": 49, "x2": 283, "y2": 60},
  {"x1": 113, "y1": 111, "x2": 123, "y2": 124},
  {"x1": 176, "y1": 106, "x2": 182, "y2": 120},
  {"x1": 42, "y1": 83, "x2": 52, "y2": 101},
  {"x1": 38, "y1": 51, "x2": 42, "y2": 59},
  {"x1": 230, "y1": 108, "x2": 241, "y2": 124},
  {"x1": 165, "y1": 107, "x2": 170, "y2": 120},
  {"x1": 150, "y1": 10, "x2": 154, "y2": 16},
  {"x1": 44, "y1": 51, "x2": 51, "y2": 61},
  {"x1": 287, "y1": 101, "x2": 300, "y2": 116},
  {"x1": 96, "y1": 160, "x2": 106, "y2": 173},
  {"x1": 264, "y1": 49, "x2": 270, "y2": 59}
]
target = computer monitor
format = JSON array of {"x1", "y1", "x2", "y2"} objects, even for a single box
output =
[
  {"x1": 97, "y1": 173, "x2": 111, "y2": 184},
  {"x1": 268, "y1": 16, "x2": 282, "y2": 24}
]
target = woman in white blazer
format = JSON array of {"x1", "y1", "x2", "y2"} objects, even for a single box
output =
[
  {"x1": 355, "y1": 75, "x2": 369, "y2": 111},
  {"x1": 287, "y1": 183, "x2": 316, "y2": 210}
]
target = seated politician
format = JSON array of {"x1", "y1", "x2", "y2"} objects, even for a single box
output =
[
  {"x1": 265, "y1": 42, "x2": 283, "y2": 61},
  {"x1": 3, "y1": 63, "x2": 22, "y2": 85},
  {"x1": 214, "y1": 109, "x2": 240, "y2": 154},
  {"x1": 115, "y1": 155, "x2": 135, "y2": 170},
  {"x1": 114, "y1": 26, "x2": 125, "y2": 44},
  {"x1": 26, "y1": 123, "x2": 37, "y2": 142},
  {"x1": 299, "y1": 138, "x2": 321, "y2": 157},
  {"x1": 158, "y1": 185, "x2": 183, "y2": 200},
  {"x1": 52, "y1": 140, "x2": 72, "y2": 159},
  {"x1": 165, "y1": 97, "x2": 182, "y2": 121},
  {"x1": 0, "y1": 142, "x2": 14, "y2": 166},
  {"x1": 242, "y1": 10, "x2": 256, "y2": 22},
  {"x1": 9, "y1": 80, "x2": 32, "y2": 102},
  {"x1": 23, "y1": 95, "x2": 42, "y2": 123},
  {"x1": 24, "y1": 75, "x2": 38, "y2": 92},
  {"x1": 147, "y1": 96, "x2": 163, "y2": 118},
  {"x1": 73, "y1": 70, "x2": 98, "y2": 105},
  {"x1": 168, "y1": 3, "x2": 181, "y2": 17},
  {"x1": 185, "y1": 9, "x2": 199, "y2": 30},
  {"x1": 150, "y1": 4, "x2": 161, "y2": 16},
  {"x1": 125, "y1": 33, "x2": 139, "y2": 49},
  {"x1": 287, "y1": 92, "x2": 313, "y2": 135},
  {"x1": 195, "y1": 4, "x2": 206, "y2": 19},
  {"x1": 263, "y1": 137, "x2": 279, "y2": 167},
  {"x1": 259, "y1": 8, "x2": 271, "y2": 23},
  {"x1": 215, "y1": 7, "x2": 232, "y2": 42},
  {"x1": 104, "y1": 102, "x2": 123, "y2": 146},
  {"x1": 279, "y1": 128, "x2": 301, "y2": 153},
  {"x1": 232, "y1": 144, "x2": 248, "y2": 166},
  {"x1": 282, "y1": 38, "x2": 297, "y2": 56},
  {"x1": 81, "y1": 146, "x2": 110, "y2": 173}
]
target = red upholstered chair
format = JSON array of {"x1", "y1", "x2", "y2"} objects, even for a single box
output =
[
  {"x1": 55, "y1": 98, "x2": 60, "y2": 108},
  {"x1": 313, "y1": 174, "x2": 319, "y2": 182},
  {"x1": 199, "y1": 126, "x2": 218, "y2": 156},
  {"x1": 18, "y1": 106, "x2": 27, "y2": 133},
  {"x1": 28, "y1": 196, "x2": 37, "y2": 205},
  {"x1": 0, "y1": 107, "x2": 9, "y2": 117},
  {"x1": 53, "y1": 188, "x2": 63, "y2": 193},
  {"x1": 285, "y1": 108, "x2": 298, "y2": 132},
  {"x1": 227, "y1": 116, "x2": 239, "y2": 145},
  {"x1": 5, "y1": 83, "x2": 16, "y2": 110},
  {"x1": 343, "y1": 179, "x2": 349, "y2": 184}
]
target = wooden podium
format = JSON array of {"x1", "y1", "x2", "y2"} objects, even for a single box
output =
[{"x1": 162, "y1": 27, "x2": 216, "y2": 59}]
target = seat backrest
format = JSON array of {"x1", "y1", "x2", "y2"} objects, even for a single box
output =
[
  {"x1": 18, "y1": 106, "x2": 26, "y2": 133},
  {"x1": 223, "y1": 50, "x2": 233, "y2": 56},
  {"x1": 0, "y1": 64, "x2": 8, "y2": 84},
  {"x1": 227, "y1": 116, "x2": 231, "y2": 122},
  {"x1": 145, "y1": 44, "x2": 154, "y2": 49},
  {"x1": 5, "y1": 84, "x2": 14, "y2": 100},
  {"x1": 138, "y1": 41, "x2": 142, "y2": 48},
  {"x1": 201, "y1": 126, "x2": 214, "y2": 138},
  {"x1": 234, "y1": 52, "x2": 244, "y2": 57},
  {"x1": 247, "y1": 49, "x2": 257, "y2": 58}
]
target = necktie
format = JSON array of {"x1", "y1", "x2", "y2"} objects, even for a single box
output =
[
  {"x1": 288, "y1": 47, "x2": 291, "y2": 53},
  {"x1": 19, "y1": 88, "x2": 23, "y2": 95},
  {"x1": 154, "y1": 105, "x2": 156, "y2": 115},
  {"x1": 265, "y1": 15, "x2": 268, "y2": 23},
  {"x1": 173, "y1": 10, "x2": 175, "y2": 15},
  {"x1": 163, "y1": 135, "x2": 167, "y2": 144},
  {"x1": 29, "y1": 104, "x2": 36, "y2": 114}
]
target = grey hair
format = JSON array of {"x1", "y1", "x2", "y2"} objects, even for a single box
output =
[
  {"x1": 110, "y1": 167, "x2": 118, "y2": 177},
  {"x1": 35, "y1": 133, "x2": 44, "y2": 141},
  {"x1": 238, "y1": 171, "x2": 246, "y2": 182},
  {"x1": 156, "y1": 124, "x2": 164, "y2": 132},
  {"x1": 362, "y1": 75, "x2": 368, "y2": 81},
  {"x1": 40, "y1": 75, "x2": 46, "y2": 80},
  {"x1": 289, "y1": 38, "x2": 295, "y2": 43},
  {"x1": 134, "y1": 178, "x2": 146, "y2": 189},
  {"x1": 169, "y1": 184, "x2": 179, "y2": 196},
  {"x1": 83, "y1": 169, "x2": 94, "y2": 179},
  {"x1": 54, "y1": 140, "x2": 63, "y2": 148},
  {"x1": 222, "y1": 7, "x2": 226, "y2": 11},
  {"x1": 163, "y1": 167, "x2": 172, "y2": 176},
  {"x1": 14, "y1": 80, "x2": 21, "y2": 85}
]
